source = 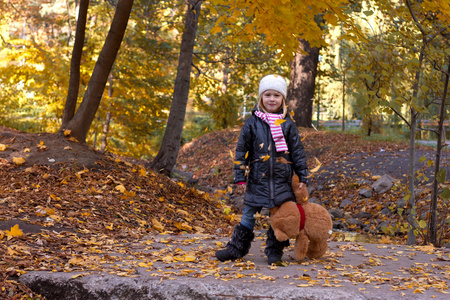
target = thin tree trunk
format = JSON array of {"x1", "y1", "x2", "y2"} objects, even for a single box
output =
[
  {"x1": 61, "y1": 0, "x2": 89, "y2": 126},
  {"x1": 429, "y1": 55, "x2": 450, "y2": 246},
  {"x1": 149, "y1": 0, "x2": 202, "y2": 175},
  {"x1": 286, "y1": 39, "x2": 319, "y2": 127},
  {"x1": 61, "y1": 0, "x2": 134, "y2": 142},
  {"x1": 406, "y1": 46, "x2": 425, "y2": 245},
  {"x1": 407, "y1": 107, "x2": 417, "y2": 245},
  {"x1": 100, "y1": 75, "x2": 114, "y2": 152},
  {"x1": 101, "y1": 111, "x2": 112, "y2": 153},
  {"x1": 342, "y1": 72, "x2": 345, "y2": 131}
]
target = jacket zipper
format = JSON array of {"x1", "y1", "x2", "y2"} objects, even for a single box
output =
[{"x1": 269, "y1": 131, "x2": 275, "y2": 201}]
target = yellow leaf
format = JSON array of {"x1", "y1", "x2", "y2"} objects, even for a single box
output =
[
  {"x1": 49, "y1": 215, "x2": 61, "y2": 222},
  {"x1": 7, "y1": 247, "x2": 18, "y2": 256},
  {"x1": 0, "y1": 144, "x2": 6, "y2": 151},
  {"x1": 37, "y1": 141, "x2": 47, "y2": 150},
  {"x1": 115, "y1": 184, "x2": 126, "y2": 193},
  {"x1": 413, "y1": 288, "x2": 424, "y2": 294},
  {"x1": 310, "y1": 157, "x2": 322, "y2": 173},
  {"x1": 64, "y1": 129, "x2": 71, "y2": 136},
  {"x1": 6, "y1": 224, "x2": 23, "y2": 238},
  {"x1": 234, "y1": 161, "x2": 242, "y2": 165},
  {"x1": 178, "y1": 182, "x2": 185, "y2": 188},
  {"x1": 184, "y1": 255, "x2": 196, "y2": 262},
  {"x1": 210, "y1": 25, "x2": 222, "y2": 34},
  {"x1": 174, "y1": 221, "x2": 192, "y2": 231},
  {"x1": 176, "y1": 209, "x2": 189, "y2": 217},
  {"x1": 262, "y1": 154, "x2": 270, "y2": 161},
  {"x1": 24, "y1": 148, "x2": 30, "y2": 153},
  {"x1": 70, "y1": 273, "x2": 85, "y2": 279},
  {"x1": 245, "y1": 152, "x2": 249, "y2": 159},
  {"x1": 13, "y1": 157, "x2": 26, "y2": 165},
  {"x1": 229, "y1": 150, "x2": 235, "y2": 159},
  {"x1": 152, "y1": 218, "x2": 165, "y2": 232},
  {"x1": 290, "y1": 111, "x2": 295, "y2": 117},
  {"x1": 0, "y1": 230, "x2": 4, "y2": 240},
  {"x1": 77, "y1": 169, "x2": 88, "y2": 175},
  {"x1": 378, "y1": 235, "x2": 391, "y2": 244},
  {"x1": 274, "y1": 119, "x2": 286, "y2": 126},
  {"x1": 417, "y1": 245, "x2": 435, "y2": 253}
]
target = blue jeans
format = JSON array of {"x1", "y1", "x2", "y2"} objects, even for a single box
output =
[{"x1": 240, "y1": 205, "x2": 262, "y2": 230}]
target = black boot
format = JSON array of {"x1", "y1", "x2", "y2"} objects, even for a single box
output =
[
  {"x1": 215, "y1": 224, "x2": 254, "y2": 262},
  {"x1": 264, "y1": 226, "x2": 289, "y2": 265}
]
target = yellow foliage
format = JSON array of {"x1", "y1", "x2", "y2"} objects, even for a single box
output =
[{"x1": 0, "y1": 143, "x2": 6, "y2": 151}]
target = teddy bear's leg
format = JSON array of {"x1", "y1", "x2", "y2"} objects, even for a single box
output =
[
  {"x1": 293, "y1": 231, "x2": 308, "y2": 261},
  {"x1": 306, "y1": 238, "x2": 328, "y2": 259},
  {"x1": 269, "y1": 202, "x2": 300, "y2": 242}
]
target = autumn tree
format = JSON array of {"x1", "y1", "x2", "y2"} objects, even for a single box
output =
[
  {"x1": 286, "y1": 40, "x2": 320, "y2": 127},
  {"x1": 149, "y1": 0, "x2": 202, "y2": 175},
  {"x1": 61, "y1": 0, "x2": 89, "y2": 127},
  {"x1": 190, "y1": 5, "x2": 286, "y2": 131},
  {"x1": 345, "y1": 0, "x2": 450, "y2": 245},
  {"x1": 60, "y1": 0, "x2": 134, "y2": 142}
]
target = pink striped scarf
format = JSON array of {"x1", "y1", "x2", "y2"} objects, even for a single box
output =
[{"x1": 254, "y1": 111, "x2": 288, "y2": 152}]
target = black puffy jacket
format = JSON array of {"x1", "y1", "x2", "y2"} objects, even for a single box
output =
[{"x1": 234, "y1": 108, "x2": 308, "y2": 208}]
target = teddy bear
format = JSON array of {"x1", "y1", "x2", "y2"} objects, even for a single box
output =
[{"x1": 269, "y1": 174, "x2": 333, "y2": 260}]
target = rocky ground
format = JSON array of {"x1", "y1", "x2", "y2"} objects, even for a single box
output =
[{"x1": 1, "y1": 125, "x2": 449, "y2": 299}]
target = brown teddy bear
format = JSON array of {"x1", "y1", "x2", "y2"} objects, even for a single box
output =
[{"x1": 269, "y1": 175, "x2": 333, "y2": 260}]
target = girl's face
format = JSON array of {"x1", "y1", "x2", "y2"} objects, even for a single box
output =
[{"x1": 261, "y1": 90, "x2": 283, "y2": 113}]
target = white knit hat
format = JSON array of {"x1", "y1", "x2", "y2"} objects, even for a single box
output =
[{"x1": 258, "y1": 74, "x2": 287, "y2": 99}]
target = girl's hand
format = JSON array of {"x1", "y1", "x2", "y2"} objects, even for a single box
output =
[{"x1": 237, "y1": 182, "x2": 246, "y2": 192}]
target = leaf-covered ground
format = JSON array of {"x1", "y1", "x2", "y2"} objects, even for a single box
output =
[
  {"x1": 177, "y1": 127, "x2": 450, "y2": 244},
  {"x1": 0, "y1": 126, "x2": 235, "y2": 299},
  {"x1": 1, "y1": 126, "x2": 449, "y2": 299}
]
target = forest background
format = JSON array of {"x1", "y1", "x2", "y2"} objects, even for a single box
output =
[{"x1": 0, "y1": 0, "x2": 449, "y2": 246}]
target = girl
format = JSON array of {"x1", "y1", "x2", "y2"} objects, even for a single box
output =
[{"x1": 215, "y1": 74, "x2": 308, "y2": 265}]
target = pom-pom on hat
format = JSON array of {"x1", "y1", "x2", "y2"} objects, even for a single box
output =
[{"x1": 258, "y1": 74, "x2": 287, "y2": 99}]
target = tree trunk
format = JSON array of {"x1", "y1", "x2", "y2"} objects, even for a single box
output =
[
  {"x1": 286, "y1": 39, "x2": 319, "y2": 127},
  {"x1": 149, "y1": 0, "x2": 202, "y2": 175},
  {"x1": 100, "y1": 75, "x2": 114, "y2": 152},
  {"x1": 60, "y1": 0, "x2": 134, "y2": 142},
  {"x1": 61, "y1": 0, "x2": 89, "y2": 126},
  {"x1": 101, "y1": 111, "x2": 112, "y2": 153},
  {"x1": 406, "y1": 45, "x2": 426, "y2": 245},
  {"x1": 429, "y1": 55, "x2": 450, "y2": 246},
  {"x1": 342, "y1": 72, "x2": 346, "y2": 131},
  {"x1": 407, "y1": 107, "x2": 418, "y2": 245}
]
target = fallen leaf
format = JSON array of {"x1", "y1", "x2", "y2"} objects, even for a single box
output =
[
  {"x1": 6, "y1": 224, "x2": 23, "y2": 238},
  {"x1": 115, "y1": 185, "x2": 126, "y2": 193},
  {"x1": 152, "y1": 218, "x2": 165, "y2": 232},
  {"x1": 13, "y1": 157, "x2": 26, "y2": 165},
  {"x1": 274, "y1": 119, "x2": 286, "y2": 126}
]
